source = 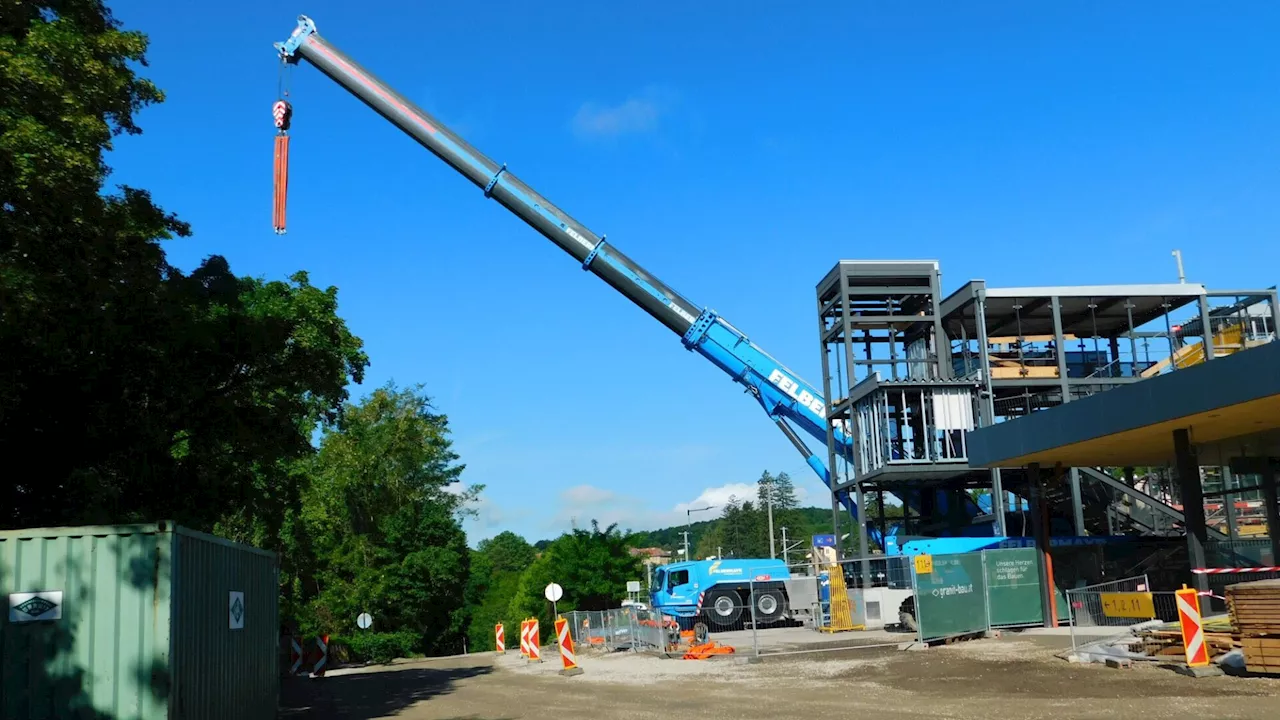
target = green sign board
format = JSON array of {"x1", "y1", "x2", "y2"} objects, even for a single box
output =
[
  {"x1": 983, "y1": 548, "x2": 1070, "y2": 627},
  {"x1": 914, "y1": 553, "x2": 988, "y2": 641}
]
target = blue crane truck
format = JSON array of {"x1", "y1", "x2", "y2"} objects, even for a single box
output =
[{"x1": 650, "y1": 559, "x2": 809, "y2": 629}]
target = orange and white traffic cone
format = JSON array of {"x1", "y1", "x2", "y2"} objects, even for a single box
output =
[{"x1": 555, "y1": 618, "x2": 583, "y2": 676}]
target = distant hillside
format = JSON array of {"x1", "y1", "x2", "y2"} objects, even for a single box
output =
[{"x1": 627, "y1": 506, "x2": 840, "y2": 559}]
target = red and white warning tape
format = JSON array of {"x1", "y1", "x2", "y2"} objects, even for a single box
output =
[{"x1": 1192, "y1": 567, "x2": 1280, "y2": 574}]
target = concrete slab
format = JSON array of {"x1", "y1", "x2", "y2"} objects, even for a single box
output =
[
  {"x1": 712, "y1": 624, "x2": 908, "y2": 654},
  {"x1": 1165, "y1": 663, "x2": 1225, "y2": 678}
]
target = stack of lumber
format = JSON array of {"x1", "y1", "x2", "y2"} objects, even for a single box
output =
[
  {"x1": 1137, "y1": 628, "x2": 1236, "y2": 659},
  {"x1": 1228, "y1": 579, "x2": 1280, "y2": 675}
]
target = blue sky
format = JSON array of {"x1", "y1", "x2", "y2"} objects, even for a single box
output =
[{"x1": 106, "y1": 2, "x2": 1279, "y2": 544}]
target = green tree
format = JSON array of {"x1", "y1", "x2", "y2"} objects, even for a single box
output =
[
  {"x1": 718, "y1": 496, "x2": 767, "y2": 558},
  {"x1": 0, "y1": 1, "x2": 367, "y2": 533},
  {"x1": 301, "y1": 384, "x2": 478, "y2": 655},
  {"x1": 758, "y1": 470, "x2": 803, "y2": 555},
  {"x1": 508, "y1": 521, "x2": 643, "y2": 639},
  {"x1": 465, "y1": 531, "x2": 536, "y2": 652}
]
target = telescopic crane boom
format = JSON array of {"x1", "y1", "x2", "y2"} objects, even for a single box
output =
[{"x1": 274, "y1": 15, "x2": 861, "y2": 524}]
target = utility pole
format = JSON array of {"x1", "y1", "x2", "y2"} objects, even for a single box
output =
[
  {"x1": 780, "y1": 527, "x2": 804, "y2": 566},
  {"x1": 685, "y1": 506, "x2": 714, "y2": 560},
  {"x1": 765, "y1": 477, "x2": 776, "y2": 559}
]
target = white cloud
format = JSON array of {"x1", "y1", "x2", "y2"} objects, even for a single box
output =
[
  {"x1": 560, "y1": 484, "x2": 618, "y2": 506},
  {"x1": 571, "y1": 88, "x2": 669, "y2": 139},
  {"x1": 672, "y1": 483, "x2": 758, "y2": 515}
]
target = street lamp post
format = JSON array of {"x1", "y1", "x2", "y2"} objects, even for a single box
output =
[{"x1": 685, "y1": 506, "x2": 715, "y2": 559}]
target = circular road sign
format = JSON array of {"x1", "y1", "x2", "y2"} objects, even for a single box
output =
[
  {"x1": 357, "y1": 612, "x2": 373, "y2": 630},
  {"x1": 544, "y1": 583, "x2": 564, "y2": 603}
]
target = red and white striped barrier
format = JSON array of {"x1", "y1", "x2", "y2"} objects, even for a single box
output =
[
  {"x1": 1192, "y1": 567, "x2": 1280, "y2": 574},
  {"x1": 519, "y1": 619, "x2": 531, "y2": 657},
  {"x1": 495, "y1": 623, "x2": 505, "y2": 654},
  {"x1": 527, "y1": 619, "x2": 541, "y2": 662},
  {"x1": 290, "y1": 637, "x2": 304, "y2": 675},
  {"x1": 555, "y1": 617, "x2": 583, "y2": 676},
  {"x1": 311, "y1": 634, "x2": 329, "y2": 678},
  {"x1": 1175, "y1": 586, "x2": 1210, "y2": 668}
]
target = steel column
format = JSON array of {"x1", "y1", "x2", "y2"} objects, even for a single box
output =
[
  {"x1": 975, "y1": 288, "x2": 1007, "y2": 536},
  {"x1": 1173, "y1": 429, "x2": 1208, "y2": 591}
]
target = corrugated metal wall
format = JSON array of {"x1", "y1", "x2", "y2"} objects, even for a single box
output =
[
  {"x1": 0, "y1": 524, "x2": 173, "y2": 720},
  {"x1": 170, "y1": 528, "x2": 278, "y2": 720},
  {"x1": 0, "y1": 524, "x2": 279, "y2": 720}
]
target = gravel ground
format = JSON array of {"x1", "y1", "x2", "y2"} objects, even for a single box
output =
[{"x1": 280, "y1": 634, "x2": 1280, "y2": 720}]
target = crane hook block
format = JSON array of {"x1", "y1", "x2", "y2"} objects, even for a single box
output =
[{"x1": 272, "y1": 100, "x2": 293, "y2": 132}]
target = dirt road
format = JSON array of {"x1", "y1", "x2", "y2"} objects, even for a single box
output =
[{"x1": 279, "y1": 637, "x2": 1280, "y2": 720}]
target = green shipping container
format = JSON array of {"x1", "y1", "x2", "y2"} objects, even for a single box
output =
[{"x1": 0, "y1": 522, "x2": 279, "y2": 720}]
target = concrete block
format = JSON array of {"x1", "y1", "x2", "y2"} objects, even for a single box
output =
[
  {"x1": 898, "y1": 642, "x2": 930, "y2": 652},
  {"x1": 559, "y1": 667, "x2": 584, "y2": 677},
  {"x1": 1167, "y1": 664, "x2": 1224, "y2": 678},
  {"x1": 1105, "y1": 658, "x2": 1132, "y2": 669},
  {"x1": 733, "y1": 655, "x2": 762, "y2": 665}
]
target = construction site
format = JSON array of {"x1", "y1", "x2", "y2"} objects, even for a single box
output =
[
  {"x1": 4, "y1": 7, "x2": 1280, "y2": 720},
  {"x1": 265, "y1": 12, "x2": 1280, "y2": 712}
]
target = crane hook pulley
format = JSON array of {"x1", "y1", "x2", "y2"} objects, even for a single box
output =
[
  {"x1": 272, "y1": 99, "x2": 293, "y2": 235},
  {"x1": 272, "y1": 57, "x2": 295, "y2": 235}
]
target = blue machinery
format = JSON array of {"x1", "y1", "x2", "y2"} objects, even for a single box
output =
[{"x1": 274, "y1": 16, "x2": 979, "y2": 541}]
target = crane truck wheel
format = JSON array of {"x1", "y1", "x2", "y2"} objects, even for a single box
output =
[
  {"x1": 703, "y1": 589, "x2": 743, "y2": 628},
  {"x1": 751, "y1": 588, "x2": 787, "y2": 625}
]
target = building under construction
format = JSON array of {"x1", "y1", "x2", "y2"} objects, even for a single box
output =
[{"x1": 815, "y1": 260, "x2": 1278, "y2": 580}]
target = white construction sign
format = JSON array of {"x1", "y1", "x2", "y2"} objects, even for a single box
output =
[
  {"x1": 229, "y1": 591, "x2": 245, "y2": 630},
  {"x1": 9, "y1": 591, "x2": 63, "y2": 623}
]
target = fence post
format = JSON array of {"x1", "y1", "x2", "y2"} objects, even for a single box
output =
[
  {"x1": 749, "y1": 573, "x2": 760, "y2": 658},
  {"x1": 910, "y1": 562, "x2": 922, "y2": 643},
  {"x1": 1067, "y1": 589, "x2": 1077, "y2": 652},
  {"x1": 981, "y1": 550, "x2": 992, "y2": 632}
]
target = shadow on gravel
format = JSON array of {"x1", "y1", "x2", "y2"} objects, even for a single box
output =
[{"x1": 278, "y1": 663, "x2": 495, "y2": 719}]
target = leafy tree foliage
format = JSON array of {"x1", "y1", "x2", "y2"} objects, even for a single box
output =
[
  {"x1": 464, "y1": 531, "x2": 536, "y2": 652},
  {"x1": 0, "y1": 1, "x2": 366, "y2": 532},
  {"x1": 509, "y1": 521, "x2": 643, "y2": 633},
  {"x1": 299, "y1": 384, "x2": 479, "y2": 655}
]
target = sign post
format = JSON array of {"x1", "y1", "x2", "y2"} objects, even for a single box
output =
[{"x1": 544, "y1": 582, "x2": 564, "y2": 620}]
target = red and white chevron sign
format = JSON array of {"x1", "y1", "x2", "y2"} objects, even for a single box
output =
[
  {"x1": 555, "y1": 618, "x2": 578, "y2": 671},
  {"x1": 1175, "y1": 587, "x2": 1209, "y2": 667},
  {"x1": 272, "y1": 100, "x2": 292, "y2": 129}
]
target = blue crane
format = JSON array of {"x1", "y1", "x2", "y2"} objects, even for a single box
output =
[{"x1": 273, "y1": 16, "x2": 983, "y2": 544}]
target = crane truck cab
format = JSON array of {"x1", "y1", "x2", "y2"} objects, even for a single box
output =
[{"x1": 650, "y1": 558, "x2": 793, "y2": 629}]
